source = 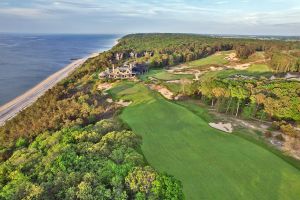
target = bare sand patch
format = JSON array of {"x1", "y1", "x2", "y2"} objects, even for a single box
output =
[{"x1": 209, "y1": 122, "x2": 233, "y2": 133}]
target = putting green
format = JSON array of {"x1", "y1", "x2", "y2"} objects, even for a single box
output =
[{"x1": 110, "y1": 82, "x2": 300, "y2": 200}]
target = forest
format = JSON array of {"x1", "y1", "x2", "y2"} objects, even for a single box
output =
[
  {"x1": 0, "y1": 118, "x2": 183, "y2": 199},
  {"x1": 190, "y1": 77, "x2": 300, "y2": 137},
  {"x1": 111, "y1": 33, "x2": 300, "y2": 72}
]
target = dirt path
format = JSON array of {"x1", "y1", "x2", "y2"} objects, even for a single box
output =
[{"x1": 0, "y1": 53, "x2": 99, "y2": 126}]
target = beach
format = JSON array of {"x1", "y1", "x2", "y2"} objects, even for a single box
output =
[{"x1": 0, "y1": 52, "x2": 99, "y2": 126}]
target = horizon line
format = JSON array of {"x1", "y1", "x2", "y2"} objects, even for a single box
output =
[{"x1": 0, "y1": 32, "x2": 300, "y2": 37}]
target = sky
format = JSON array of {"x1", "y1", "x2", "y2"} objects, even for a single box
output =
[{"x1": 0, "y1": 0, "x2": 299, "y2": 35}]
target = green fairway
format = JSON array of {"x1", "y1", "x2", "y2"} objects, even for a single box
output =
[
  {"x1": 153, "y1": 71, "x2": 193, "y2": 81},
  {"x1": 247, "y1": 64, "x2": 272, "y2": 72},
  {"x1": 109, "y1": 82, "x2": 300, "y2": 200},
  {"x1": 187, "y1": 51, "x2": 229, "y2": 68},
  {"x1": 140, "y1": 69, "x2": 193, "y2": 81}
]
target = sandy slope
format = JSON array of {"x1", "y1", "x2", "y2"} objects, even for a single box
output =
[{"x1": 0, "y1": 53, "x2": 99, "y2": 126}]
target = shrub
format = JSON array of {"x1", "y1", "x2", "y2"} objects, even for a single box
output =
[
  {"x1": 264, "y1": 131, "x2": 272, "y2": 138},
  {"x1": 275, "y1": 134, "x2": 285, "y2": 141}
]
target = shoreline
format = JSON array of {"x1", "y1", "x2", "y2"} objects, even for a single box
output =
[{"x1": 0, "y1": 52, "x2": 99, "y2": 126}]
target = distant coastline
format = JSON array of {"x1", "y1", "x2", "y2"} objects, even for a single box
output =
[
  {"x1": 0, "y1": 34, "x2": 120, "y2": 106},
  {"x1": 0, "y1": 36, "x2": 120, "y2": 126},
  {"x1": 0, "y1": 53, "x2": 96, "y2": 126}
]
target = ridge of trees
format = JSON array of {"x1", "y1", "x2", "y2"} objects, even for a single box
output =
[
  {"x1": 111, "y1": 34, "x2": 300, "y2": 72},
  {"x1": 188, "y1": 77, "x2": 300, "y2": 137}
]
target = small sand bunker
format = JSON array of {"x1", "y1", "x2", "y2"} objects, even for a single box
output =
[
  {"x1": 210, "y1": 66, "x2": 224, "y2": 71},
  {"x1": 174, "y1": 94, "x2": 183, "y2": 100},
  {"x1": 106, "y1": 98, "x2": 113, "y2": 103},
  {"x1": 225, "y1": 53, "x2": 239, "y2": 62},
  {"x1": 226, "y1": 63, "x2": 250, "y2": 70},
  {"x1": 148, "y1": 84, "x2": 173, "y2": 100},
  {"x1": 167, "y1": 65, "x2": 188, "y2": 73},
  {"x1": 106, "y1": 98, "x2": 131, "y2": 107},
  {"x1": 209, "y1": 122, "x2": 233, "y2": 133},
  {"x1": 194, "y1": 71, "x2": 201, "y2": 81},
  {"x1": 98, "y1": 82, "x2": 113, "y2": 91},
  {"x1": 116, "y1": 99, "x2": 132, "y2": 107},
  {"x1": 166, "y1": 80, "x2": 181, "y2": 83}
]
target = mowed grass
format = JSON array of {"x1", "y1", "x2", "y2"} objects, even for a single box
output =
[
  {"x1": 247, "y1": 64, "x2": 272, "y2": 73},
  {"x1": 109, "y1": 82, "x2": 300, "y2": 200},
  {"x1": 140, "y1": 69, "x2": 193, "y2": 81},
  {"x1": 187, "y1": 51, "x2": 229, "y2": 68}
]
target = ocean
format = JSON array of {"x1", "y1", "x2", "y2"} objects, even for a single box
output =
[{"x1": 0, "y1": 34, "x2": 119, "y2": 106}]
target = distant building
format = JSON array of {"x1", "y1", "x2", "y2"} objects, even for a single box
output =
[{"x1": 99, "y1": 62, "x2": 148, "y2": 79}]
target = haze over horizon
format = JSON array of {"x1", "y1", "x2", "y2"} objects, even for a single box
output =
[{"x1": 0, "y1": 0, "x2": 300, "y2": 36}]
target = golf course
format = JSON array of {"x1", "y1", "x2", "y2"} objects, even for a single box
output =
[{"x1": 109, "y1": 81, "x2": 300, "y2": 200}]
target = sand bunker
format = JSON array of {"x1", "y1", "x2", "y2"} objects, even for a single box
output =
[
  {"x1": 148, "y1": 84, "x2": 173, "y2": 100},
  {"x1": 167, "y1": 65, "x2": 188, "y2": 73},
  {"x1": 98, "y1": 82, "x2": 113, "y2": 91},
  {"x1": 106, "y1": 98, "x2": 131, "y2": 107},
  {"x1": 106, "y1": 98, "x2": 113, "y2": 103},
  {"x1": 209, "y1": 122, "x2": 233, "y2": 133},
  {"x1": 225, "y1": 53, "x2": 239, "y2": 62},
  {"x1": 116, "y1": 99, "x2": 132, "y2": 107},
  {"x1": 166, "y1": 80, "x2": 181, "y2": 83},
  {"x1": 226, "y1": 63, "x2": 251, "y2": 70}
]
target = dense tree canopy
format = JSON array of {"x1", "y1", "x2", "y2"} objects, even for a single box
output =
[
  {"x1": 191, "y1": 75, "x2": 300, "y2": 137},
  {"x1": 0, "y1": 119, "x2": 183, "y2": 200}
]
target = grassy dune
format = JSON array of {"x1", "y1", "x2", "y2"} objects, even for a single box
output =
[{"x1": 110, "y1": 82, "x2": 300, "y2": 200}]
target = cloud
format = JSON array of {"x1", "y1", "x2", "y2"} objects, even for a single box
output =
[
  {"x1": 0, "y1": 0, "x2": 299, "y2": 35},
  {"x1": 0, "y1": 8, "x2": 46, "y2": 18},
  {"x1": 214, "y1": 1, "x2": 228, "y2": 5}
]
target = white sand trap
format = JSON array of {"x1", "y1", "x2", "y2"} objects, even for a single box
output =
[
  {"x1": 116, "y1": 99, "x2": 132, "y2": 107},
  {"x1": 225, "y1": 63, "x2": 250, "y2": 70},
  {"x1": 166, "y1": 80, "x2": 181, "y2": 83},
  {"x1": 148, "y1": 84, "x2": 173, "y2": 100},
  {"x1": 106, "y1": 98, "x2": 113, "y2": 103},
  {"x1": 209, "y1": 122, "x2": 233, "y2": 133},
  {"x1": 106, "y1": 98, "x2": 131, "y2": 106}
]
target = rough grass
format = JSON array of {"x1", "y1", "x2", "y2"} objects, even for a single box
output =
[{"x1": 109, "y1": 82, "x2": 300, "y2": 200}]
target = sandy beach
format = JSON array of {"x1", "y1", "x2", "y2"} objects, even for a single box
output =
[{"x1": 0, "y1": 52, "x2": 99, "y2": 126}]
